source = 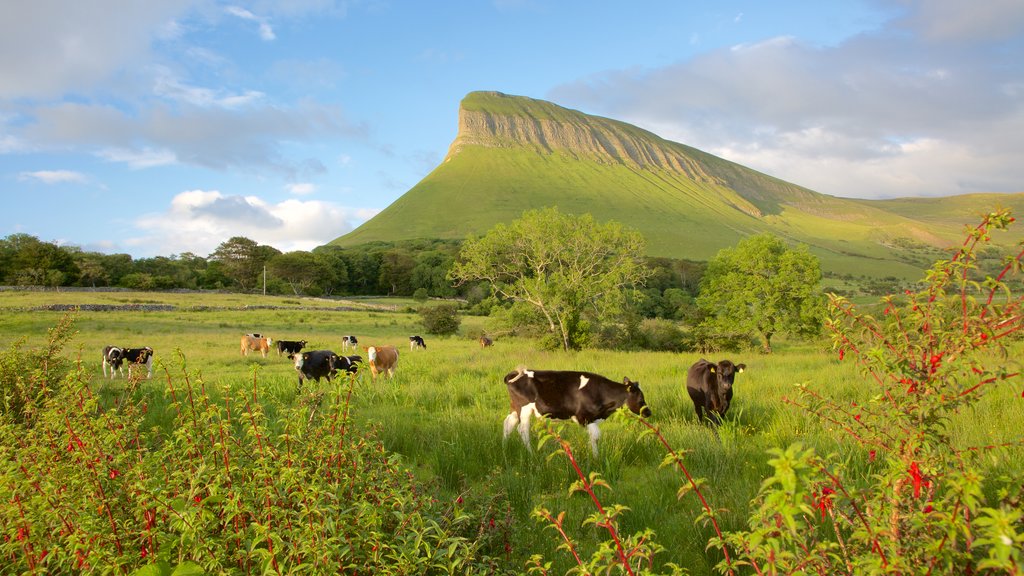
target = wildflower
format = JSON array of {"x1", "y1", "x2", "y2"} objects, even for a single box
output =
[
  {"x1": 108, "y1": 469, "x2": 120, "y2": 480},
  {"x1": 16, "y1": 526, "x2": 28, "y2": 541},
  {"x1": 814, "y1": 487, "x2": 836, "y2": 520},
  {"x1": 838, "y1": 348, "x2": 845, "y2": 360},
  {"x1": 869, "y1": 450, "x2": 876, "y2": 462},
  {"x1": 909, "y1": 462, "x2": 926, "y2": 499}
]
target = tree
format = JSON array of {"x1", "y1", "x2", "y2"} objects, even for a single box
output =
[
  {"x1": 696, "y1": 233, "x2": 825, "y2": 353},
  {"x1": 209, "y1": 237, "x2": 280, "y2": 291},
  {"x1": 449, "y1": 207, "x2": 650, "y2": 351},
  {"x1": 267, "y1": 251, "x2": 322, "y2": 295}
]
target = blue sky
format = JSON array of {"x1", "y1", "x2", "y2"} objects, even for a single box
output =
[{"x1": 2, "y1": 0, "x2": 1023, "y2": 258}]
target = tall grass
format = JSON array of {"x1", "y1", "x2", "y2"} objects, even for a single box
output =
[{"x1": 1, "y1": 291, "x2": 1020, "y2": 573}]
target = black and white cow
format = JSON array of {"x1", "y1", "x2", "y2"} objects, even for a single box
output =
[
  {"x1": 341, "y1": 335, "x2": 358, "y2": 352},
  {"x1": 291, "y1": 350, "x2": 341, "y2": 390},
  {"x1": 276, "y1": 339, "x2": 308, "y2": 356},
  {"x1": 502, "y1": 367, "x2": 652, "y2": 456},
  {"x1": 409, "y1": 335, "x2": 426, "y2": 350},
  {"x1": 334, "y1": 354, "x2": 362, "y2": 375},
  {"x1": 685, "y1": 359, "x2": 746, "y2": 425},
  {"x1": 102, "y1": 345, "x2": 154, "y2": 379}
]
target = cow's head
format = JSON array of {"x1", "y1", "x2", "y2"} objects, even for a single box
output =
[
  {"x1": 291, "y1": 352, "x2": 309, "y2": 370},
  {"x1": 623, "y1": 377, "x2": 652, "y2": 418},
  {"x1": 710, "y1": 360, "x2": 746, "y2": 393}
]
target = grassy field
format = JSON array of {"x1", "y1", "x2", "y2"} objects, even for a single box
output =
[{"x1": 2, "y1": 289, "x2": 1022, "y2": 573}]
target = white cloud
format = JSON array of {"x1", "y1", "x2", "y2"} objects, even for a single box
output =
[
  {"x1": 549, "y1": 3, "x2": 1024, "y2": 199},
  {"x1": 18, "y1": 170, "x2": 88, "y2": 184},
  {"x1": 224, "y1": 5, "x2": 276, "y2": 41},
  {"x1": 287, "y1": 183, "x2": 317, "y2": 195},
  {"x1": 129, "y1": 190, "x2": 378, "y2": 256},
  {"x1": 97, "y1": 147, "x2": 178, "y2": 168}
]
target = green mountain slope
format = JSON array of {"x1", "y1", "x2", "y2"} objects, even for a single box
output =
[{"x1": 332, "y1": 91, "x2": 1024, "y2": 278}]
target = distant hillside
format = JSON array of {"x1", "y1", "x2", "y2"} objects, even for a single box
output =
[{"x1": 332, "y1": 91, "x2": 1024, "y2": 279}]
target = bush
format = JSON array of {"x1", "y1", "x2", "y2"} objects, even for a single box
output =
[
  {"x1": 0, "y1": 322, "x2": 511, "y2": 574},
  {"x1": 419, "y1": 302, "x2": 461, "y2": 336}
]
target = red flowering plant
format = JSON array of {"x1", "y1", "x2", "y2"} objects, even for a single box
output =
[{"x1": 715, "y1": 209, "x2": 1024, "y2": 574}]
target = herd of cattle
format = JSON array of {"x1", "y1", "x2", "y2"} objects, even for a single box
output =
[{"x1": 101, "y1": 333, "x2": 745, "y2": 455}]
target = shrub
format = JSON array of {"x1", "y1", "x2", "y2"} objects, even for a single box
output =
[
  {"x1": 419, "y1": 302, "x2": 461, "y2": 336},
  {"x1": 0, "y1": 324, "x2": 511, "y2": 574},
  {"x1": 714, "y1": 209, "x2": 1024, "y2": 574}
]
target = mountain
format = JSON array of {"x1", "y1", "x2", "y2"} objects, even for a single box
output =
[{"x1": 331, "y1": 91, "x2": 1024, "y2": 279}]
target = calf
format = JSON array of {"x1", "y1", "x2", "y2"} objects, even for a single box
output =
[
  {"x1": 686, "y1": 359, "x2": 746, "y2": 425},
  {"x1": 342, "y1": 335, "x2": 358, "y2": 352},
  {"x1": 291, "y1": 350, "x2": 341, "y2": 390},
  {"x1": 366, "y1": 345, "x2": 399, "y2": 380},
  {"x1": 479, "y1": 335, "x2": 493, "y2": 348},
  {"x1": 409, "y1": 335, "x2": 426, "y2": 350},
  {"x1": 102, "y1": 345, "x2": 122, "y2": 379},
  {"x1": 240, "y1": 334, "x2": 272, "y2": 358},
  {"x1": 276, "y1": 339, "x2": 308, "y2": 356},
  {"x1": 335, "y1": 354, "x2": 362, "y2": 375},
  {"x1": 502, "y1": 367, "x2": 651, "y2": 456},
  {"x1": 103, "y1": 345, "x2": 154, "y2": 379}
]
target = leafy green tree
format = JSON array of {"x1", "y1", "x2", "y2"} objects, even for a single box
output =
[
  {"x1": 209, "y1": 236, "x2": 280, "y2": 291},
  {"x1": 267, "y1": 251, "x2": 322, "y2": 295},
  {"x1": 449, "y1": 207, "x2": 650, "y2": 351},
  {"x1": 419, "y1": 303, "x2": 461, "y2": 336},
  {"x1": 697, "y1": 233, "x2": 825, "y2": 353}
]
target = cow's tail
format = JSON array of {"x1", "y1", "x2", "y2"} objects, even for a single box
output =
[{"x1": 507, "y1": 365, "x2": 530, "y2": 383}]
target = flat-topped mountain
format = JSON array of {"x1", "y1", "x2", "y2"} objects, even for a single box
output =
[{"x1": 332, "y1": 91, "x2": 1024, "y2": 278}]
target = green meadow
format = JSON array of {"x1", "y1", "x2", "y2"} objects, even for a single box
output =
[{"x1": 2, "y1": 289, "x2": 1022, "y2": 573}]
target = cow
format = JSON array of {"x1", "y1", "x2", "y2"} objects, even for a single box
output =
[
  {"x1": 409, "y1": 335, "x2": 426, "y2": 350},
  {"x1": 502, "y1": 367, "x2": 652, "y2": 456},
  {"x1": 291, "y1": 350, "x2": 341, "y2": 390},
  {"x1": 102, "y1": 345, "x2": 154, "y2": 379},
  {"x1": 335, "y1": 354, "x2": 362, "y2": 375},
  {"x1": 276, "y1": 339, "x2": 307, "y2": 356},
  {"x1": 342, "y1": 335, "x2": 358, "y2": 352},
  {"x1": 479, "y1": 335, "x2": 493, "y2": 348},
  {"x1": 102, "y1": 345, "x2": 122, "y2": 379},
  {"x1": 686, "y1": 359, "x2": 746, "y2": 425},
  {"x1": 240, "y1": 334, "x2": 272, "y2": 358},
  {"x1": 365, "y1": 345, "x2": 399, "y2": 380}
]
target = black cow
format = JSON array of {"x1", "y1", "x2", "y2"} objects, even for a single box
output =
[
  {"x1": 102, "y1": 345, "x2": 154, "y2": 379},
  {"x1": 502, "y1": 367, "x2": 651, "y2": 456},
  {"x1": 276, "y1": 339, "x2": 308, "y2": 356},
  {"x1": 409, "y1": 335, "x2": 426, "y2": 350},
  {"x1": 686, "y1": 359, "x2": 746, "y2": 425},
  {"x1": 335, "y1": 354, "x2": 362, "y2": 375},
  {"x1": 341, "y1": 335, "x2": 358, "y2": 352},
  {"x1": 291, "y1": 350, "x2": 341, "y2": 390}
]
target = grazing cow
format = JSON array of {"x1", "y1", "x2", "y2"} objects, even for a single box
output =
[
  {"x1": 409, "y1": 335, "x2": 426, "y2": 350},
  {"x1": 479, "y1": 336, "x2": 493, "y2": 348},
  {"x1": 276, "y1": 339, "x2": 308, "y2": 356},
  {"x1": 335, "y1": 354, "x2": 362, "y2": 375},
  {"x1": 291, "y1": 350, "x2": 341, "y2": 389},
  {"x1": 342, "y1": 335, "x2": 358, "y2": 352},
  {"x1": 103, "y1": 346, "x2": 154, "y2": 379},
  {"x1": 365, "y1": 345, "x2": 399, "y2": 380},
  {"x1": 502, "y1": 367, "x2": 652, "y2": 456},
  {"x1": 686, "y1": 359, "x2": 746, "y2": 425},
  {"x1": 240, "y1": 334, "x2": 272, "y2": 358}
]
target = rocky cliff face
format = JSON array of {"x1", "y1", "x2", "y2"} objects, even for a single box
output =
[{"x1": 445, "y1": 92, "x2": 720, "y2": 185}]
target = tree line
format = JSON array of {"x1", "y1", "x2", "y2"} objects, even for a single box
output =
[{"x1": 2, "y1": 208, "x2": 825, "y2": 353}]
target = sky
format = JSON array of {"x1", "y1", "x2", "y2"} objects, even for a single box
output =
[{"x1": 2, "y1": 0, "x2": 1023, "y2": 259}]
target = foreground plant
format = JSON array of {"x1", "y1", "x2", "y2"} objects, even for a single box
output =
[
  {"x1": 0, "y1": 324, "x2": 511, "y2": 574},
  {"x1": 716, "y1": 209, "x2": 1024, "y2": 574}
]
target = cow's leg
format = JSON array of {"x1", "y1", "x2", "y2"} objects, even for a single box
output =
[
  {"x1": 502, "y1": 411, "x2": 519, "y2": 441},
  {"x1": 517, "y1": 403, "x2": 536, "y2": 451},
  {"x1": 145, "y1": 357, "x2": 153, "y2": 379},
  {"x1": 586, "y1": 422, "x2": 602, "y2": 457}
]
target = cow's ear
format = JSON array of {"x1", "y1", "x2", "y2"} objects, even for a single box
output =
[
  {"x1": 736, "y1": 364, "x2": 746, "y2": 373},
  {"x1": 623, "y1": 377, "x2": 633, "y2": 389}
]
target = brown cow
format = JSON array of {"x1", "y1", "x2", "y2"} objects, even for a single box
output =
[
  {"x1": 479, "y1": 335, "x2": 493, "y2": 348},
  {"x1": 365, "y1": 345, "x2": 399, "y2": 380},
  {"x1": 240, "y1": 334, "x2": 272, "y2": 358}
]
